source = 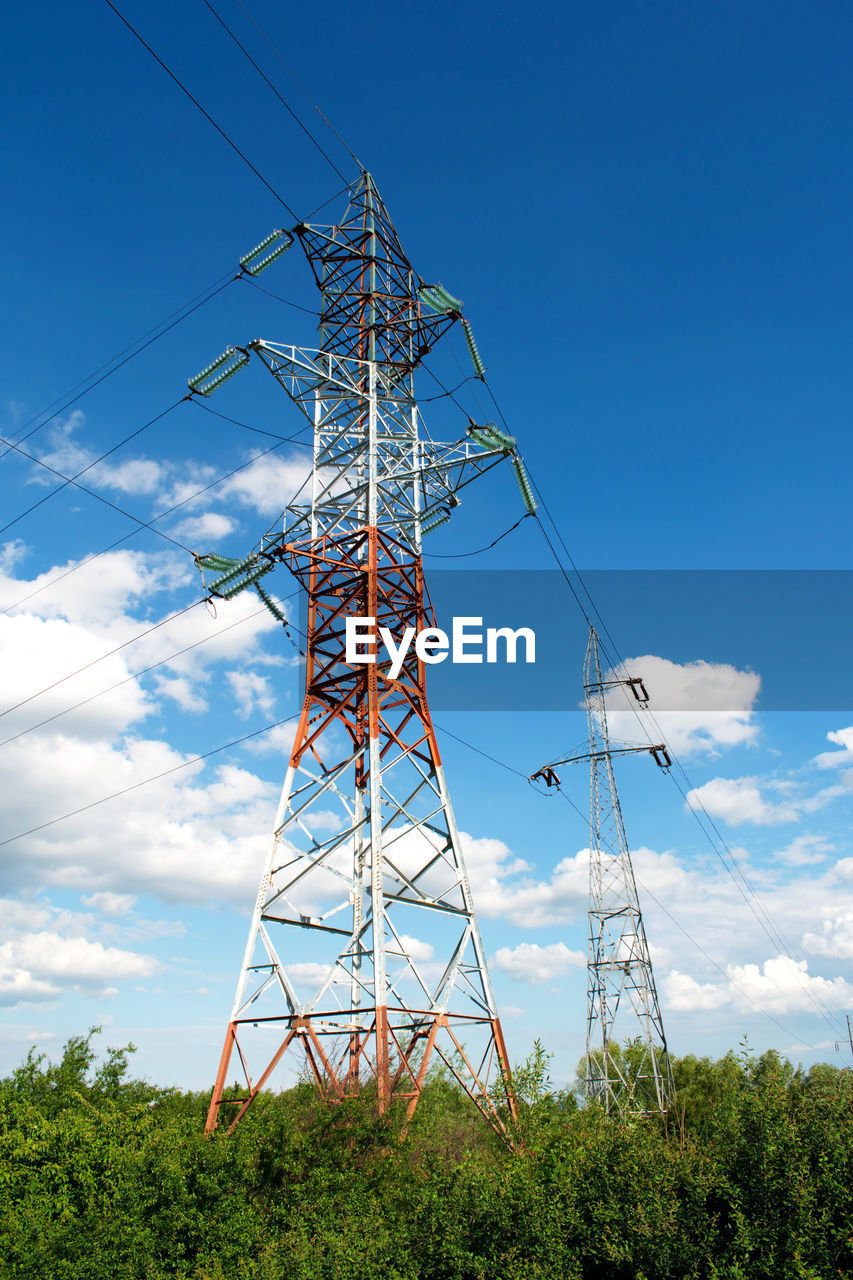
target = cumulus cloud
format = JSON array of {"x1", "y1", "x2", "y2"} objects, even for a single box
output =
[
  {"x1": 663, "y1": 970, "x2": 729, "y2": 1012},
  {"x1": 0, "y1": 540, "x2": 28, "y2": 573},
  {"x1": 33, "y1": 412, "x2": 164, "y2": 496},
  {"x1": 172, "y1": 512, "x2": 237, "y2": 544},
  {"x1": 802, "y1": 912, "x2": 853, "y2": 961},
  {"x1": 604, "y1": 654, "x2": 760, "y2": 756},
  {"x1": 227, "y1": 670, "x2": 275, "y2": 718},
  {"x1": 0, "y1": 724, "x2": 278, "y2": 904},
  {"x1": 396, "y1": 934, "x2": 434, "y2": 963},
  {"x1": 81, "y1": 892, "x2": 137, "y2": 917},
  {"x1": 687, "y1": 775, "x2": 848, "y2": 827},
  {"x1": 0, "y1": 544, "x2": 286, "y2": 751},
  {"x1": 686, "y1": 776, "x2": 800, "y2": 826},
  {"x1": 662, "y1": 956, "x2": 853, "y2": 1017},
  {"x1": 727, "y1": 955, "x2": 853, "y2": 1014},
  {"x1": 245, "y1": 720, "x2": 298, "y2": 756},
  {"x1": 494, "y1": 941, "x2": 584, "y2": 984},
  {"x1": 775, "y1": 834, "x2": 834, "y2": 867},
  {"x1": 461, "y1": 836, "x2": 588, "y2": 927},
  {"x1": 218, "y1": 455, "x2": 311, "y2": 517},
  {"x1": 813, "y1": 726, "x2": 853, "y2": 769},
  {"x1": 0, "y1": 931, "x2": 158, "y2": 1007}
]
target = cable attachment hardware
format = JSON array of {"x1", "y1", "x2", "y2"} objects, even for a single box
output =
[
  {"x1": 240, "y1": 229, "x2": 294, "y2": 276},
  {"x1": 417, "y1": 282, "x2": 463, "y2": 314},
  {"x1": 467, "y1": 422, "x2": 517, "y2": 452},
  {"x1": 530, "y1": 766, "x2": 561, "y2": 789},
  {"x1": 188, "y1": 347, "x2": 250, "y2": 397},
  {"x1": 649, "y1": 745, "x2": 672, "y2": 770},
  {"x1": 626, "y1": 677, "x2": 650, "y2": 706},
  {"x1": 511, "y1": 456, "x2": 537, "y2": 514},
  {"x1": 459, "y1": 317, "x2": 486, "y2": 377},
  {"x1": 195, "y1": 550, "x2": 273, "y2": 598},
  {"x1": 420, "y1": 505, "x2": 453, "y2": 536}
]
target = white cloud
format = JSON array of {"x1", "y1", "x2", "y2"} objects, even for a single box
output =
[
  {"x1": 81, "y1": 892, "x2": 137, "y2": 917},
  {"x1": 0, "y1": 971, "x2": 59, "y2": 1005},
  {"x1": 775, "y1": 834, "x2": 834, "y2": 867},
  {"x1": 154, "y1": 674, "x2": 208, "y2": 714},
  {"x1": 605, "y1": 654, "x2": 760, "y2": 756},
  {"x1": 0, "y1": 540, "x2": 28, "y2": 572},
  {"x1": 687, "y1": 776, "x2": 800, "y2": 826},
  {"x1": 173, "y1": 512, "x2": 236, "y2": 544},
  {"x1": 285, "y1": 961, "x2": 335, "y2": 988},
  {"x1": 802, "y1": 912, "x2": 853, "y2": 961},
  {"x1": 0, "y1": 730, "x2": 275, "y2": 905},
  {"x1": 226, "y1": 670, "x2": 275, "y2": 718},
  {"x1": 0, "y1": 930, "x2": 158, "y2": 1007},
  {"x1": 461, "y1": 836, "x2": 588, "y2": 927},
  {"x1": 687, "y1": 774, "x2": 849, "y2": 827},
  {"x1": 244, "y1": 720, "x2": 298, "y2": 756},
  {"x1": 726, "y1": 955, "x2": 853, "y2": 1015},
  {"x1": 494, "y1": 941, "x2": 584, "y2": 985},
  {"x1": 814, "y1": 726, "x2": 853, "y2": 769},
  {"x1": 0, "y1": 611, "x2": 153, "y2": 742},
  {"x1": 96, "y1": 458, "x2": 163, "y2": 495},
  {"x1": 33, "y1": 412, "x2": 164, "y2": 496},
  {"x1": 218, "y1": 455, "x2": 311, "y2": 517},
  {"x1": 663, "y1": 954, "x2": 853, "y2": 1017},
  {"x1": 396, "y1": 934, "x2": 434, "y2": 963},
  {"x1": 663, "y1": 970, "x2": 729, "y2": 1011}
]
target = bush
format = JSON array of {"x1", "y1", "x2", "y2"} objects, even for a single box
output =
[{"x1": 1, "y1": 1030, "x2": 850, "y2": 1279}]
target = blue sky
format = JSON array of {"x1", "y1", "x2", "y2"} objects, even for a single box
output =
[{"x1": 2, "y1": 0, "x2": 853, "y2": 1090}]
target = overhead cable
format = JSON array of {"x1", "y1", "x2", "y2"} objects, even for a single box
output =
[
  {"x1": 103, "y1": 0, "x2": 299, "y2": 218},
  {"x1": 232, "y1": 0, "x2": 365, "y2": 172},
  {"x1": 0, "y1": 710, "x2": 301, "y2": 850},
  {"x1": 0, "y1": 397, "x2": 187, "y2": 540},
  {"x1": 199, "y1": 0, "x2": 351, "y2": 184}
]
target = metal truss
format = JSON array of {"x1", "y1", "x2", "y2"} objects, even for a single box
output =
[
  {"x1": 533, "y1": 629, "x2": 673, "y2": 1115},
  {"x1": 205, "y1": 174, "x2": 517, "y2": 1135}
]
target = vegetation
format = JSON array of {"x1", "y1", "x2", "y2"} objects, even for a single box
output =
[{"x1": 1, "y1": 1029, "x2": 851, "y2": 1279}]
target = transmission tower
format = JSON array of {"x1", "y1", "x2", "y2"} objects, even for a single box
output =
[
  {"x1": 195, "y1": 174, "x2": 531, "y2": 1134},
  {"x1": 532, "y1": 628, "x2": 674, "y2": 1114}
]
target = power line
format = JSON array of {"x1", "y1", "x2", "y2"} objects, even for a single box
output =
[
  {"x1": 0, "y1": 397, "x2": 187, "y2": 540},
  {"x1": 0, "y1": 276, "x2": 235, "y2": 461},
  {"x1": 191, "y1": 397, "x2": 313, "y2": 444},
  {"x1": 423, "y1": 512, "x2": 533, "y2": 559},
  {"x1": 477, "y1": 370, "x2": 849, "y2": 1036},
  {"x1": 199, "y1": 0, "x2": 351, "y2": 184},
  {"x1": 242, "y1": 275, "x2": 325, "y2": 315},
  {"x1": 0, "y1": 429, "x2": 194, "y2": 554},
  {"x1": 416, "y1": 374, "x2": 480, "y2": 403},
  {"x1": 103, "y1": 0, "x2": 299, "y2": 219},
  {"x1": 632, "y1": 866, "x2": 819, "y2": 1050},
  {"x1": 0, "y1": 711, "x2": 301, "y2": 851},
  {"x1": 433, "y1": 721, "x2": 530, "y2": 782},
  {"x1": 436, "y1": 720, "x2": 821, "y2": 1048},
  {"x1": 0, "y1": 591, "x2": 299, "y2": 751},
  {"x1": 0, "y1": 600, "x2": 204, "y2": 722},
  {"x1": 0, "y1": 435, "x2": 297, "y2": 618},
  {"x1": 232, "y1": 0, "x2": 364, "y2": 173}
]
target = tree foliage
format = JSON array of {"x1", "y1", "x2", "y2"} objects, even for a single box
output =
[{"x1": 1, "y1": 1028, "x2": 851, "y2": 1279}]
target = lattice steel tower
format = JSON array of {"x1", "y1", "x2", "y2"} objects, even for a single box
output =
[
  {"x1": 196, "y1": 174, "x2": 529, "y2": 1134},
  {"x1": 534, "y1": 628, "x2": 673, "y2": 1114}
]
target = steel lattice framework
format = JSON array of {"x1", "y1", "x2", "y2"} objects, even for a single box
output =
[
  {"x1": 582, "y1": 629, "x2": 673, "y2": 1113},
  {"x1": 203, "y1": 174, "x2": 518, "y2": 1134},
  {"x1": 533, "y1": 629, "x2": 673, "y2": 1114}
]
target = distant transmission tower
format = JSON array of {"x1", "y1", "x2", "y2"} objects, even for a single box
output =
[
  {"x1": 194, "y1": 174, "x2": 532, "y2": 1134},
  {"x1": 533, "y1": 628, "x2": 674, "y2": 1114}
]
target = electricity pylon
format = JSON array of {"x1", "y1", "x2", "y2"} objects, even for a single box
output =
[
  {"x1": 196, "y1": 174, "x2": 530, "y2": 1135},
  {"x1": 532, "y1": 628, "x2": 674, "y2": 1114}
]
